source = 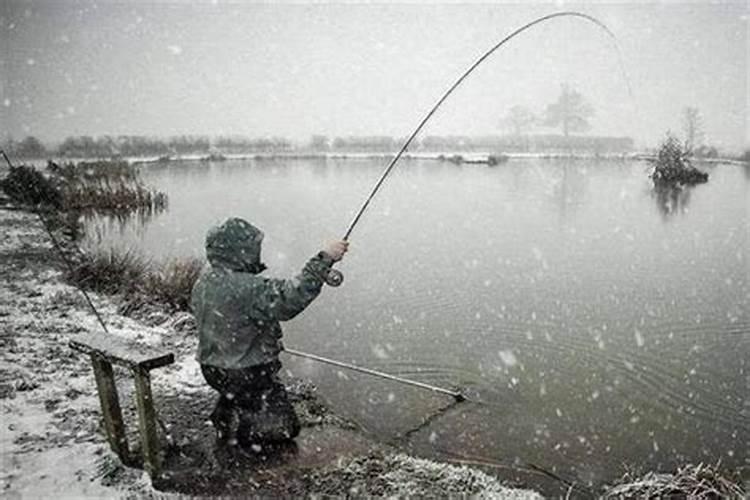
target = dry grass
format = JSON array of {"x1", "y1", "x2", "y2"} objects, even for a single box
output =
[
  {"x1": 61, "y1": 180, "x2": 167, "y2": 212},
  {"x1": 66, "y1": 247, "x2": 149, "y2": 296},
  {"x1": 1, "y1": 160, "x2": 167, "y2": 213},
  {"x1": 66, "y1": 246, "x2": 202, "y2": 314},
  {"x1": 604, "y1": 463, "x2": 745, "y2": 499},
  {"x1": 47, "y1": 160, "x2": 139, "y2": 183},
  {"x1": 47, "y1": 160, "x2": 167, "y2": 212},
  {"x1": 141, "y1": 257, "x2": 203, "y2": 312}
]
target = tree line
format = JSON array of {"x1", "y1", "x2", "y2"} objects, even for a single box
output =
[{"x1": 2, "y1": 85, "x2": 725, "y2": 159}]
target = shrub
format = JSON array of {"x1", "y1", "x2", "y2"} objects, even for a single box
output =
[
  {"x1": 651, "y1": 134, "x2": 708, "y2": 185},
  {"x1": 0, "y1": 164, "x2": 62, "y2": 208},
  {"x1": 487, "y1": 154, "x2": 509, "y2": 166}
]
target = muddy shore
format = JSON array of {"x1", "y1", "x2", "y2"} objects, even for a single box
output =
[{"x1": 0, "y1": 205, "x2": 545, "y2": 498}]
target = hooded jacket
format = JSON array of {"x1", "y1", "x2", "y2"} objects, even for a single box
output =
[{"x1": 191, "y1": 218, "x2": 334, "y2": 369}]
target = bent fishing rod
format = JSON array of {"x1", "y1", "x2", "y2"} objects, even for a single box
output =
[
  {"x1": 323, "y1": 10, "x2": 629, "y2": 288},
  {"x1": 1, "y1": 12, "x2": 630, "y2": 407}
]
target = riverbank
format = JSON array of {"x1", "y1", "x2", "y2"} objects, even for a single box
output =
[
  {"x1": 8, "y1": 151, "x2": 747, "y2": 170},
  {"x1": 0, "y1": 205, "x2": 544, "y2": 498}
]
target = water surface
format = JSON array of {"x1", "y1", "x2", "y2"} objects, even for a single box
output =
[{"x1": 86, "y1": 158, "x2": 749, "y2": 493}]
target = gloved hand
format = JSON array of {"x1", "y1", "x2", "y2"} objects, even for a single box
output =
[{"x1": 322, "y1": 240, "x2": 349, "y2": 262}]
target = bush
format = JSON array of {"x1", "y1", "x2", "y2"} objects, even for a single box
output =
[
  {"x1": 487, "y1": 154, "x2": 509, "y2": 166},
  {"x1": 651, "y1": 134, "x2": 708, "y2": 185},
  {"x1": 0, "y1": 165, "x2": 62, "y2": 208}
]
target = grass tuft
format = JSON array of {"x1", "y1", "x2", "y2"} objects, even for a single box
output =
[
  {"x1": 66, "y1": 246, "x2": 202, "y2": 314},
  {"x1": 66, "y1": 248, "x2": 149, "y2": 296},
  {"x1": 604, "y1": 463, "x2": 745, "y2": 499},
  {"x1": 141, "y1": 257, "x2": 204, "y2": 312}
]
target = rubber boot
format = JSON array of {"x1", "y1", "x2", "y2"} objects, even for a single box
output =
[
  {"x1": 209, "y1": 396, "x2": 234, "y2": 444},
  {"x1": 236, "y1": 400, "x2": 300, "y2": 449}
]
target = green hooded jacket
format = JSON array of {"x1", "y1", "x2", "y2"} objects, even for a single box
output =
[{"x1": 191, "y1": 218, "x2": 334, "y2": 369}]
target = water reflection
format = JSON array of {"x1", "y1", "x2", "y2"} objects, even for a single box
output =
[
  {"x1": 78, "y1": 204, "x2": 166, "y2": 248},
  {"x1": 552, "y1": 160, "x2": 589, "y2": 223},
  {"x1": 651, "y1": 183, "x2": 693, "y2": 218}
]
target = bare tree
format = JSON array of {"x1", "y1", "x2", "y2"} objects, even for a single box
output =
[
  {"x1": 682, "y1": 106, "x2": 704, "y2": 151},
  {"x1": 500, "y1": 105, "x2": 536, "y2": 136},
  {"x1": 543, "y1": 83, "x2": 594, "y2": 138}
]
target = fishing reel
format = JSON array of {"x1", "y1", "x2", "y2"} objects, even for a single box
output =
[{"x1": 324, "y1": 268, "x2": 344, "y2": 287}]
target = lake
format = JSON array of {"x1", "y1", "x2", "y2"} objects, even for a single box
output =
[{"x1": 84, "y1": 157, "x2": 749, "y2": 494}]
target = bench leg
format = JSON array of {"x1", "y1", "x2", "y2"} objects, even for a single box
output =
[
  {"x1": 133, "y1": 367, "x2": 161, "y2": 478},
  {"x1": 90, "y1": 355, "x2": 129, "y2": 463}
]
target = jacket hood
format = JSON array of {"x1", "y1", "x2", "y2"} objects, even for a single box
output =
[{"x1": 205, "y1": 217, "x2": 267, "y2": 273}]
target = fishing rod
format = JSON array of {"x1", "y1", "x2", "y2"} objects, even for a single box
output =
[
  {"x1": 324, "y1": 10, "x2": 628, "y2": 287},
  {"x1": 284, "y1": 347, "x2": 466, "y2": 402}
]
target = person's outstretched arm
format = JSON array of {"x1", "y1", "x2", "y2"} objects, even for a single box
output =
[{"x1": 255, "y1": 240, "x2": 348, "y2": 321}]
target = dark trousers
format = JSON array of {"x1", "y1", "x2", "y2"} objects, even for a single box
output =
[{"x1": 201, "y1": 361, "x2": 300, "y2": 444}]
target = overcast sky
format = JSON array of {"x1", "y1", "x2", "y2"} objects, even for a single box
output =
[{"x1": 1, "y1": 1, "x2": 747, "y2": 150}]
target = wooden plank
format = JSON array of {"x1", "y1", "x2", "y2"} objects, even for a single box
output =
[
  {"x1": 70, "y1": 332, "x2": 174, "y2": 371},
  {"x1": 133, "y1": 367, "x2": 161, "y2": 478},
  {"x1": 90, "y1": 355, "x2": 130, "y2": 463}
]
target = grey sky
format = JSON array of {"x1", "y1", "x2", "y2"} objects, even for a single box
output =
[{"x1": 1, "y1": 1, "x2": 747, "y2": 150}]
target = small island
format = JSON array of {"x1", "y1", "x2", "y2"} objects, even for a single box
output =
[{"x1": 650, "y1": 134, "x2": 709, "y2": 186}]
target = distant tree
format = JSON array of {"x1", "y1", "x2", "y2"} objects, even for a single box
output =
[
  {"x1": 168, "y1": 135, "x2": 210, "y2": 154},
  {"x1": 501, "y1": 105, "x2": 536, "y2": 136},
  {"x1": 543, "y1": 84, "x2": 594, "y2": 137},
  {"x1": 58, "y1": 135, "x2": 116, "y2": 157},
  {"x1": 682, "y1": 106, "x2": 704, "y2": 151},
  {"x1": 309, "y1": 135, "x2": 330, "y2": 152},
  {"x1": 15, "y1": 136, "x2": 47, "y2": 158}
]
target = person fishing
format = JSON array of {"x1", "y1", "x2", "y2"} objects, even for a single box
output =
[{"x1": 190, "y1": 217, "x2": 348, "y2": 449}]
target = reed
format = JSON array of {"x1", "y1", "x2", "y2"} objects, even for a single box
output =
[
  {"x1": 47, "y1": 160, "x2": 167, "y2": 212},
  {"x1": 66, "y1": 247, "x2": 149, "y2": 296},
  {"x1": 66, "y1": 246, "x2": 202, "y2": 314},
  {"x1": 141, "y1": 257, "x2": 203, "y2": 312},
  {"x1": 1, "y1": 160, "x2": 167, "y2": 214},
  {"x1": 604, "y1": 463, "x2": 745, "y2": 499}
]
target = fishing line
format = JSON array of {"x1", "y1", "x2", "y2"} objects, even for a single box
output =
[{"x1": 325, "y1": 10, "x2": 635, "y2": 287}]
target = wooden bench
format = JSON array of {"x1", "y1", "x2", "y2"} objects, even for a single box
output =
[{"x1": 69, "y1": 332, "x2": 175, "y2": 478}]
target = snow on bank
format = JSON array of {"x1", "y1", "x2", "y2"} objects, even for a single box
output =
[
  {"x1": 0, "y1": 209, "x2": 164, "y2": 498},
  {"x1": 307, "y1": 453, "x2": 543, "y2": 499}
]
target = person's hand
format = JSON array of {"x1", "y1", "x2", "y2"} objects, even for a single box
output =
[{"x1": 323, "y1": 240, "x2": 349, "y2": 262}]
